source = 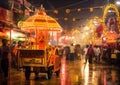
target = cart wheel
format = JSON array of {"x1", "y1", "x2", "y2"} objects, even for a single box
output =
[
  {"x1": 55, "y1": 70, "x2": 60, "y2": 77},
  {"x1": 25, "y1": 66, "x2": 31, "y2": 80},
  {"x1": 47, "y1": 66, "x2": 53, "y2": 80}
]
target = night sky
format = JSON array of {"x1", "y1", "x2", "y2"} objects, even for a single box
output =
[{"x1": 0, "y1": 0, "x2": 118, "y2": 31}]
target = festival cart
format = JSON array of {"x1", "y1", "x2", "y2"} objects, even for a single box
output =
[{"x1": 17, "y1": 7, "x2": 62, "y2": 80}]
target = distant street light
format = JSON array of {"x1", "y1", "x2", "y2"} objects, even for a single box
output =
[{"x1": 116, "y1": 1, "x2": 120, "y2": 5}]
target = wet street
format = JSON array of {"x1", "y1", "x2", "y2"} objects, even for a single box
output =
[{"x1": 0, "y1": 55, "x2": 120, "y2": 85}]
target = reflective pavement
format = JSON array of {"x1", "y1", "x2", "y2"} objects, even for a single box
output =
[{"x1": 0, "y1": 55, "x2": 120, "y2": 85}]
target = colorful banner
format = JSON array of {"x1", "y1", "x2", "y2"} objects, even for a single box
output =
[
  {"x1": 0, "y1": 7, "x2": 7, "y2": 21},
  {"x1": 0, "y1": 7, "x2": 13, "y2": 23}
]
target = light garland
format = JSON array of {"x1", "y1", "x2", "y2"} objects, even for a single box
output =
[{"x1": 102, "y1": 4, "x2": 120, "y2": 33}]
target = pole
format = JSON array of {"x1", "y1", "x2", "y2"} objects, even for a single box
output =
[
  {"x1": 8, "y1": 24, "x2": 12, "y2": 85},
  {"x1": 8, "y1": 0, "x2": 14, "y2": 84}
]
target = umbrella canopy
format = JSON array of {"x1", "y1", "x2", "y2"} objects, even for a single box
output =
[{"x1": 21, "y1": 10, "x2": 62, "y2": 32}]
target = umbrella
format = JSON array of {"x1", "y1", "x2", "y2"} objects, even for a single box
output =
[{"x1": 21, "y1": 10, "x2": 62, "y2": 32}]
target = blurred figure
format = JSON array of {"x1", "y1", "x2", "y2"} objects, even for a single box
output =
[
  {"x1": 11, "y1": 42, "x2": 18, "y2": 68},
  {"x1": 0, "y1": 39, "x2": 10, "y2": 78},
  {"x1": 87, "y1": 44, "x2": 94, "y2": 64},
  {"x1": 106, "y1": 44, "x2": 112, "y2": 62},
  {"x1": 101, "y1": 46, "x2": 107, "y2": 62},
  {"x1": 58, "y1": 46, "x2": 64, "y2": 58},
  {"x1": 70, "y1": 43, "x2": 75, "y2": 61},
  {"x1": 53, "y1": 49, "x2": 61, "y2": 77},
  {"x1": 94, "y1": 45, "x2": 101, "y2": 63},
  {"x1": 74, "y1": 44, "x2": 81, "y2": 60},
  {"x1": 83, "y1": 45, "x2": 89, "y2": 63},
  {"x1": 63, "y1": 46, "x2": 70, "y2": 60}
]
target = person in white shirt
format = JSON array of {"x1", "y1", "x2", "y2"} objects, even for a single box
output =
[
  {"x1": 94, "y1": 45, "x2": 101, "y2": 63},
  {"x1": 70, "y1": 43, "x2": 75, "y2": 61},
  {"x1": 83, "y1": 45, "x2": 89, "y2": 63}
]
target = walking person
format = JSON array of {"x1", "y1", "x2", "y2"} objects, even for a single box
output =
[
  {"x1": 53, "y1": 49, "x2": 61, "y2": 77},
  {"x1": 83, "y1": 45, "x2": 89, "y2": 63},
  {"x1": 70, "y1": 43, "x2": 75, "y2": 61},
  {"x1": 74, "y1": 44, "x2": 81, "y2": 60},
  {"x1": 0, "y1": 39, "x2": 10, "y2": 79},
  {"x1": 86, "y1": 44, "x2": 94, "y2": 64},
  {"x1": 94, "y1": 45, "x2": 101, "y2": 64},
  {"x1": 106, "y1": 44, "x2": 112, "y2": 62}
]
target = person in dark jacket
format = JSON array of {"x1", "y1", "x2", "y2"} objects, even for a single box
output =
[
  {"x1": 87, "y1": 45, "x2": 94, "y2": 64},
  {"x1": 0, "y1": 39, "x2": 10, "y2": 78}
]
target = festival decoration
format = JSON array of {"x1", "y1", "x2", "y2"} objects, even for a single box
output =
[
  {"x1": 64, "y1": 18, "x2": 68, "y2": 21},
  {"x1": 21, "y1": 10, "x2": 62, "y2": 32},
  {"x1": 53, "y1": 10, "x2": 58, "y2": 14},
  {"x1": 104, "y1": 31, "x2": 118, "y2": 43},
  {"x1": 103, "y1": 4, "x2": 120, "y2": 33},
  {"x1": 77, "y1": 8, "x2": 81, "y2": 12},
  {"x1": 72, "y1": 18, "x2": 76, "y2": 21},
  {"x1": 20, "y1": 7, "x2": 62, "y2": 47},
  {"x1": 66, "y1": 9, "x2": 70, "y2": 14},
  {"x1": 89, "y1": 8, "x2": 93, "y2": 12},
  {"x1": 18, "y1": 21, "x2": 24, "y2": 28}
]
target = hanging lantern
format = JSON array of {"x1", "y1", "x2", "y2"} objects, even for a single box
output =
[
  {"x1": 100, "y1": 6, "x2": 103, "y2": 9},
  {"x1": 89, "y1": 8, "x2": 93, "y2": 12},
  {"x1": 72, "y1": 18, "x2": 76, "y2": 21},
  {"x1": 64, "y1": 18, "x2": 68, "y2": 21},
  {"x1": 77, "y1": 8, "x2": 81, "y2": 12},
  {"x1": 18, "y1": 21, "x2": 24, "y2": 28},
  {"x1": 54, "y1": 18, "x2": 59, "y2": 20},
  {"x1": 66, "y1": 9, "x2": 70, "y2": 14},
  {"x1": 54, "y1": 10, "x2": 58, "y2": 14}
]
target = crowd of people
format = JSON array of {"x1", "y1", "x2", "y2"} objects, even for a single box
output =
[
  {"x1": 63, "y1": 43, "x2": 120, "y2": 64},
  {"x1": 0, "y1": 38, "x2": 120, "y2": 80},
  {"x1": 0, "y1": 39, "x2": 62, "y2": 80}
]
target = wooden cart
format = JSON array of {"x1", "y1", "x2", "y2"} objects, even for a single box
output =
[{"x1": 17, "y1": 48, "x2": 54, "y2": 80}]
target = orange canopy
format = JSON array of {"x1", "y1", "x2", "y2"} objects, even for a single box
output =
[{"x1": 21, "y1": 10, "x2": 62, "y2": 32}]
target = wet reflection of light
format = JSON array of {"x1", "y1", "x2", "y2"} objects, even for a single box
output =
[
  {"x1": 111, "y1": 70, "x2": 116, "y2": 85},
  {"x1": 75, "y1": 75, "x2": 78, "y2": 82},
  {"x1": 92, "y1": 70, "x2": 98, "y2": 85},
  {"x1": 84, "y1": 62, "x2": 89, "y2": 85},
  {"x1": 30, "y1": 80, "x2": 34, "y2": 85},
  {"x1": 81, "y1": 55, "x2": 86, "y2": 79},
  {"x1": 103, "y1": 71, "x2": 107, "y2": 85},
  {"x1": 60, "y1": 57, "x2": 66, "y2": 85}
]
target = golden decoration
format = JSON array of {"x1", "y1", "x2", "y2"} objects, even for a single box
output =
[
  {"x1": 66, "y1": 9, "x2": 70, "y2": 14},
  {"x1": 53, "y1": 10, "x2": 58, "y2": 14},
  {"x1": 89, "y1": 8, "x2": 93, "y2": 12},
  {"x1": 64, "y1": 18, "x2": 68, "y2": 21},
  {"x1": 18, "y1": 21, "x2": 23, "y2": 28},
  {"x1": 103, "y1": 4, "x2": 120, "y2": 32},
  {"x1": 72, "y1": 18, "x2": 76, "y2": 21},
  {"x1": 77, "y1": 8, "x2": 81, "y2": 12},
  {"x1": 100, "y1": 6, "x2": 103, "y2": 9}
]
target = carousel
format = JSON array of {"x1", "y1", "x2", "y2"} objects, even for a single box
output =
[{"x1": 17, "y1": 6, "x2": 62, "y2": 80}]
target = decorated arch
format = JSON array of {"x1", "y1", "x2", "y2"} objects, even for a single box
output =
[
  {"x1": 87, "y1": 16, "x2": 104, "y2": 44},
  {"x1": 102, "y1": 4, "x2": 120, "y2": 33}
]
